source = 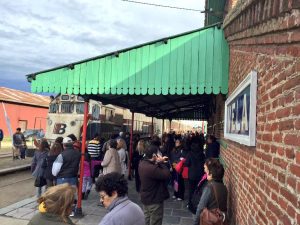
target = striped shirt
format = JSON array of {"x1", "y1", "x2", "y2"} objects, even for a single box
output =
[{"x1": 87, "y1": 139, "x2": 101, "y2": 159}]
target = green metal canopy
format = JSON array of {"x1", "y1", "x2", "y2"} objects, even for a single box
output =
[{"x1": 27, "y1": 24, "x2": 229, "y2": 120}]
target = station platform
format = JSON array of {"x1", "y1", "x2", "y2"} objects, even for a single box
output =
[{"x1": 0, "y1": 178, "x2": 194, "y2": 225}]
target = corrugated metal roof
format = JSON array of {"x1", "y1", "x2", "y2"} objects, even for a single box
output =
[
  {"x1": 0, "y1": 87, "x2": 50, "y2": 108},
  {"x1": 28, "y1": 25, "x2": 229, "y2": 96}
]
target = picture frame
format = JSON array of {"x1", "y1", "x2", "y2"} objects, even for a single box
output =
[{"x1": 224, "y1": 70, "x2": 257, "y2": 146}]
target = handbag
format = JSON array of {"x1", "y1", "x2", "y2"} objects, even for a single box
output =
[
  {"x1": 34, "y1": 176, "x2": 47, "y2": 187},
  {"x1": 200, "y1": 184, "x2": 227, "y2": 225},
  {"x1": 175, "y1": 159, "x2": 185, "y2": 174},
  {"x1": 182, "y1": 166, "x2": 188, "y2": 179}
]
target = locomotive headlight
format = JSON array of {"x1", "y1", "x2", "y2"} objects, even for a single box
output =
[
  {"x1": 70, "y1": 121, "x2": 76, "y2": 126},
  {"x1": 48, "y1": 119, "x2": 53, "y2": 125}
]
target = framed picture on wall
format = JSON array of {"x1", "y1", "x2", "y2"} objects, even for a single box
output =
[{"x1": 224, "y1": 70, "x2": 257, "y2": 146}]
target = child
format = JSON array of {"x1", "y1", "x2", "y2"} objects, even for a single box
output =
[{"x1": 82, "y1": 152, "x2": 93, "y2": 200}]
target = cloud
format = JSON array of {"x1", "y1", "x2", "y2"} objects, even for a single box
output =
[{"x1": 0, "y1": 0, "x2": 205, "y2": 91}]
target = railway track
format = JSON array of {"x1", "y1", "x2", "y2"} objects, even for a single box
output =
[
  {"x1": 0, "y1": 153, "x2": 13, "y2": 159},
  {"x1": 0, "y1": 170, "x2": 35, "y2": 208}
]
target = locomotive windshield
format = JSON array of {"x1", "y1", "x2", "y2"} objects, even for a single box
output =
[{"x1": 61, "y1": 102, "x2": 74, "y2": 113}]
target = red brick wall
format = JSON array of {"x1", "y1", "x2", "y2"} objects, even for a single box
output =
[
  {"x1": 221, "y1": 1, "x2": 300, "y2": 224},
  {"x1": 0, "y1": 102, "x2": 48, "y2": 138}
]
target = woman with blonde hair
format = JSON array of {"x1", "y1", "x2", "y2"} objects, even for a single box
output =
[
  {"x1": 132, "y1": 139, "x2": 146, "y2": 192},
  {"x1": 28, "y1": 183, "x2": 76, "y2": 225}
]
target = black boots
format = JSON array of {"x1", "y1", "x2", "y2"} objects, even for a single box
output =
[
  {"x1": 82, "y1": 190, "x2": 90, "y2": 200},
  {"x1": 84, "y1": 190, "x2": 90, "y2": 200}
]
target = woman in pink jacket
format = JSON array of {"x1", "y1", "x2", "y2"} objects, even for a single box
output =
[{"x1": 82, "y1": 153, "x2": 100, "y2": 200}]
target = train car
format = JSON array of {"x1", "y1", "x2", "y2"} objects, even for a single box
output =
[{"x1": 45, "y1": 94, "x2": 160, "y2": 143}]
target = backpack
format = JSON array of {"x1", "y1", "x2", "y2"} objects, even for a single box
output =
[{"x1": 0, "y1": 129, "x2": 3, "y2": 141}]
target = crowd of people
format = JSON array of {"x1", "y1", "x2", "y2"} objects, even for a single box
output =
[{"x1": 28, "y1": 130, "x2": 228, "y2": 225}]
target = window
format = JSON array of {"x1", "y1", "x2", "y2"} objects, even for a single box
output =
[
  {"x1": 61, "y1": 95, "x2": 70, "y2": 100},
  {"x1": 92, "y1": 105, "x2": 100, "y2": 119},
  {"x1": 18, "y1": 120, "x2": 27, "y2": 131},
  {"x1": 105, "y1": 109, "x2": 114, "y2": 122},
  {"x1": 61, "y1": 103, "x2": 74, "y2": 113},
  {"x1": 49, "y1": 103, "x2": 58, "y2": 113},
  {"x1": 77, "y1": 96, "x2": 84, "y2": 101},
  {"x1": 76, "y1": 103, "x2": 84, "y2": 114}
]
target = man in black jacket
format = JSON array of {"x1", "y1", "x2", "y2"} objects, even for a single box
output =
[
  {"x1": 205, "y1": 135, "x2": 220, "y2": 159},
  {"x1": 184, "y1": 142, "x2": 206, "y2": 208},
  {"x1": 52, "y1": 137, "x2": 81, "y2": 186},
  {"x1": 139, "y1": 145, "x2": 170, "y2": 225},
  {"x1": 13, "y1": 127, "x2": 26, "y2": 159}
]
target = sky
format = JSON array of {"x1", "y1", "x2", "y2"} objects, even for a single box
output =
[{"x1": 0, "y1": 0, "x2": 205, "y2": 92}]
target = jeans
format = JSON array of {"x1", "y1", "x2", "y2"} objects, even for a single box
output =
[
  {"x1": 82, "y1": 177, "x2": 93, "y2": 192},
  {"x1": 144, "y1": 203, "x2": 164, "y2": 225},
  {"x1": 56, "y1": 177, "x2": 78, "y2": 186},
  {"x1": 19, "y1": 147, "x2": 26, "y2": 159},
  {"x1": 36, "y1": 186, "x2": 46, "y2": 198}
]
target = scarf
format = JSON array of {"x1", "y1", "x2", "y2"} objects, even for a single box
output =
[{"x1": 39, "y1": 202, "x2": 47, "y2": 213}]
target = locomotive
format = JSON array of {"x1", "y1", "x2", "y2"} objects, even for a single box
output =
[{"x1": 45, "y1": 94, "x2": 158, "y2": 142}]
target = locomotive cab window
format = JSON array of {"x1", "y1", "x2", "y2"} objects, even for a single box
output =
[
  {"x1": 61, "y1": 95, "x2": 70, "y2": 100},
  {"x1": 49, "y1": 103, "x2": 58, "y2": 113},
  {"x1": 61, "y1": 102, "x2": 74, "y2": 113},
  {"x1": 76, "y1": 103, "x2": 84, "y2": 114},
  {"x1": 92, "y1": 105, "x2": 100, "y2": 119},
  {"x1": 105, "y1": 109, "x2": 114, "y2": 122}
]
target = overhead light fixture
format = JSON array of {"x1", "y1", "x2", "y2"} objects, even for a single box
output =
[{"x1": 200, "y1": 8, "x2": 213, "y2": 13}]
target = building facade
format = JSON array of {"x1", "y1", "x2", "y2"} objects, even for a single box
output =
[
  {"x1": 213, "y1": 0, "x2": 300, "y2": 224},
  {"x1": 0, "y1": 87, "x2": 50, "y2": 138}
]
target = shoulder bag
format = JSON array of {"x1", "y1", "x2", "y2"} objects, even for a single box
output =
[{"x1": 200, "y1": 184, "x2": 227, "y2": 225}]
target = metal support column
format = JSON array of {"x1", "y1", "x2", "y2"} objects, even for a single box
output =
[
  {"x1": 75, "y1": 100, "x2": 88, "y2": 217},
  {"x1": 128, "y1": 111, "x2": 134, "y2": 179},
  {"x1": 151, "y1": 117, "x2": 154, "y2": 137},
  {"x1": 169, "y1": 119, "x2": 172, "y2": 132},
  {"x1": 162, "y1": 119, "x2": 165, "y2": 134}
]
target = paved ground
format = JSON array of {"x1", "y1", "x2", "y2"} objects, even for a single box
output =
[{"x1": 0, "y1": 179, "x2": 195, "y2": 225}]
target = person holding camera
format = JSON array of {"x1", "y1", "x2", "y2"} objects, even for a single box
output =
[{"x1": 139, "y1": 145, "x2": 171, "y2": 225}]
